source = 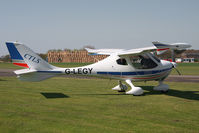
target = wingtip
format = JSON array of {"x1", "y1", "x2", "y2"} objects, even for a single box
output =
[{"x1": 152, "y1": 41, "x2": 161, "y2": 44}]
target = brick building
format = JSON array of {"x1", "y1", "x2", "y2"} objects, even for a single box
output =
[{"x1": 48, "y1": 50, "x2": 108, "y2": 63}]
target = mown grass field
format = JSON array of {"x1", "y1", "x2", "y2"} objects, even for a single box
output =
[
  {"x1": 170, "y1": 63, "x2": 199, "y2": 75},
  {"x1": 0, "y1": 62, "x2": 199, "y2": 133},
  {"x1": 0, "y1": 77, "x2": 199, "y2": 133}
]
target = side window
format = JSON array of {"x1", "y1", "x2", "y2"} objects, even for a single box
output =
[
  {"x1": 130, "y1": 55, "x2": 157, "y2": 69},
  {"x1": 116, "y1": 58, "x2": 127, "y2": 65}
]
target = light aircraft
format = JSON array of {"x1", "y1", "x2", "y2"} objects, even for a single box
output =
[{"x1": 5, "y1": 41, "x2": 191, "y2": 95}]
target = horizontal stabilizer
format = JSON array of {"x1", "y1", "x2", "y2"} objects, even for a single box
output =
[{"x1": 14, "y1": 69, "x2": 56, "y2": 82}]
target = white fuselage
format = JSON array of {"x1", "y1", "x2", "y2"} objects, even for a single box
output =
[{"x1": 49, "y1": 54, "x2": 173, "y2": 82}]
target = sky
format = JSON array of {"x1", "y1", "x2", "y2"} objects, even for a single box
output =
[{"x1": 0, "y1": 0, "x2": 199, "y2": 56}]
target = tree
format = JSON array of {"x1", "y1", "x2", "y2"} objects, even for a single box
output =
[
  {"x1": 0, "y1": 55, "x2": 11, "y2": 62},
  {"x1": 38, "y1": 53, "x2": 47, "y2": 61}
]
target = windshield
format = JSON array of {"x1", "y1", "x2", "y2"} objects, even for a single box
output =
[{"x1": 130, "y1": 54, "x2": 157, "y2": 69}]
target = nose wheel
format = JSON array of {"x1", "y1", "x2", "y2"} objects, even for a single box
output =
[
  {"x1": 112, "y1": 80, "x2": 168, "y2": 95},
  {"x1": 153, "y1": 81, "x2": 169, "y2": 92}
]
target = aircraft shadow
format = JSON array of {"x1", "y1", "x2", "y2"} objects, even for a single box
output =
[
  {"x1": 73, "y1": 86, "x2": 199, "y2": 100},
  {"x1": 40, "y1": 87, "x2": 199, "y2": 101},
  {"x1": 0, "y1": 79, "x2": 7, "y2": 81},
  {"x1": 74, "y1": 93, "x2": 126, "y2": 96},
  {"x1": 141, "y1": 86, "x2": 199, "y2": 101},
  {"x1": 40, "y1": 92, "x2": 69, "y2": 99}
]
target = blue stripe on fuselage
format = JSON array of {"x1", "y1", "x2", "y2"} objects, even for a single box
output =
[
  {"x1": 6, "y1": 42, "x2": 23, "y2": 60},
  {"x1": 97, "y1": 67, "x2": 172, "y2": 76},
  {"x1": 36, "y1": 67, "x2": 172, "y2": 76},
  {"x1": 37, "y1": 71, "x2": 63, "y2": 73}
]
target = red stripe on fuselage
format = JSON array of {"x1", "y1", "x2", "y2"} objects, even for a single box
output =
[
  {"x1": 130, "y1": 73, "x2": 165, "y2": 79},
  {"x1": 114, "y1": 72, "x2": 168, "y2": 80},
  {"x1": 157, "y1": 48, "x2": 169, "y2": 51},
  {"x1": 13, "y1": 63, "x2": 29, "y2": 68}
]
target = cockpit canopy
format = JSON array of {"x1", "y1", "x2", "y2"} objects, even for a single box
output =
[{"x1": 116, "y1": 53, "x2": 159, "y2": 69}]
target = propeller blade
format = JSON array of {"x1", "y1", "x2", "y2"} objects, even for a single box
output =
[
  {"x1": 174, "y1": 67, "x2": 182, "y2": 75},
  {"x1": 171, "y1": 62, "x2": 182, "y2": 75}
]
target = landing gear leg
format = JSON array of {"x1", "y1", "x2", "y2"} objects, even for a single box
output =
[
  {"x1": 153, "y1": 80, "x2": 169, "y2": 92},
  {"x1": 125, "y1": 79, "x2": 143, "y2": 95},
  {"x1": 112, "y1": 80, "x2": 128, "y2": 92}
]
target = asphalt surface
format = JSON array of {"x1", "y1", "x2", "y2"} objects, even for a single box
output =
[
  {"x1": 165, "y1": 75, "x2": 199, "y2": 83},
  {"x1": 0, "y1": 69, "x2": 199, "y2": 83},
  {"x1": 0, "y1": 69, "x2": 16, "y2": 76}
]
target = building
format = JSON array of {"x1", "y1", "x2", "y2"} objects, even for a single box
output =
[
  {"x1": 181, "y1": 50, "x2": 199, "y2": 61},
  {"x1": 48, "y1": 50, "x2": 108, "y2": 63},
  {"x1": 175, "y1": 58, "x2": 195, "y2": 63}
]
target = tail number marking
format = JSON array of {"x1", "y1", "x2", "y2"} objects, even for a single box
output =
[{"x1": 65, "y1": 68, "x2": 93, "y2": 74}]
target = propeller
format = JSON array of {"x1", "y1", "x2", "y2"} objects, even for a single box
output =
[{"x1": 171, "y1": 62, "x2": 182, "y2": 75}]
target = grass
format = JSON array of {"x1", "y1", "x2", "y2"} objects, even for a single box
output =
[
  {"x1": 0, "y1": 62, "x2": 23, "y2": 69},
  {"x1": 0, "y1": 76, "x2": 199, "y2": 133},
  {"x1": 1, "y1": 62, "x2": 199, "y2": 75},
  {"x1": 171, "y1": 63, "x2": 199, "y2": 75}
]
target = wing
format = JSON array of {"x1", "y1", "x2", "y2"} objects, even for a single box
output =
[
  {"x1": 86, "y1": 46, "x2": 157, "y2": 57},
  {"x1": 118, "y1": 46, "x2": 157, "y2": 57},
  {"x1": 153, "y1": 41, "x2": 191, "y2": 55},
  {"x1": 152, "y1": 41, "x2": 191, "y2": 50},
  {"x1": 85, "y1": 42, "x2": 191, "y2": 57},
  {"x1": 85, "y1": 48, "x2": 125, "y2": 55}
]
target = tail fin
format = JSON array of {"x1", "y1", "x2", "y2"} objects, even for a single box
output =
[
  {"x1": 6, "y1": 42, "x2": 58, "y2": 81},
  {"x1": 6, "y1": 42, "x2": 55, "y2": 70},
  {"x1": 6, "y1": 42, "x2": 29, "y2": 68},
  {"x1": 152, "y1": 41, "x2": 191, "y2": 55}
]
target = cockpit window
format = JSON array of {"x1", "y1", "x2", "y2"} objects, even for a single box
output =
[
  {"x1": 130, "y1": 54, "x2": 157, "y2": 69},
  {"x1": 116, "y1": 58, "x2": 127, "y2": 65}
]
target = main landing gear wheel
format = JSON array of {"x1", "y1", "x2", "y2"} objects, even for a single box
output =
[
  {"x1": 125, "y1": 79, "x2": 144, "y2": 96},
  {"x1": 153, "y1": 81, "x2": 169, "y2": 93},
  {"x1": 112, "y1": 80, "x2": 128, "y2": 92}
]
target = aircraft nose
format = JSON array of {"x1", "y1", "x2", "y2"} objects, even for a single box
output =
[
  {"x1": 171, "y1": 62, "x2": 177, "y2": 68},
  {"x1": 161, "y1": 60, "x2": 173, "y2": 69}
]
